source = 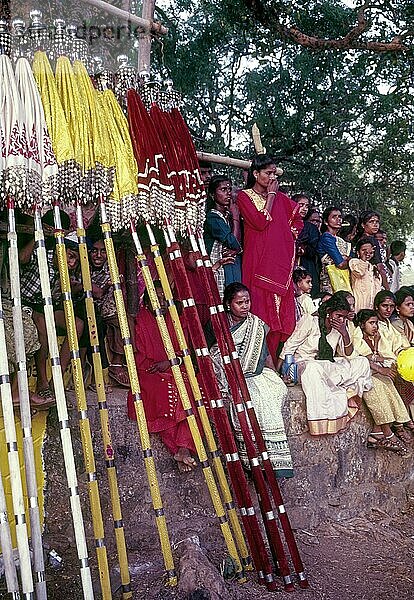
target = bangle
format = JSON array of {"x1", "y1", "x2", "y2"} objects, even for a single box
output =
[
  {"x1": 267, "y1": 191, "x2": 276, "y2": 196},
  {"x1": 260, "y1": 208, "x2": 272, "y2": 221},
  {"x1": 344, "y1": 341, "x2": 352, "y2": 348}
]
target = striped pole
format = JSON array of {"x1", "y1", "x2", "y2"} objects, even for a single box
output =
[
  {"x1": 7, "y1": 199, "x2": 47, "y2": 599},
  {"x1": 130, "y1": 222, "x2": 245, "y2": 583},
  {"x1": 196, "y1": 233, "x2": 308, "y2": 588},
  {"x1": 53, "y1": 205, "x2": 112, "y2": 599},
  {"x1": 75, "y1": 202, "x2": 131, "y2": 599},
  {"x1": 145, "y1": 223, "x2": 251, "y2": 570},
  {"x1": 163, "y1": 225, "x2": 276, "y2": 589},
  {"x1": 0, "y1": 467, "x2": 20, "y2": 598},
  {"x1": 98, "y1": 199, "x2": 177, "y2": 586},
  {"x1": 187, "y1": 230, "x2": 295, "y2": 590},
  {"x1": 33, "y1": 208, "x2": 94, "y2": 599},
  {"x1": 0, "y1": 287, "x2": 34, "y2": 599}
]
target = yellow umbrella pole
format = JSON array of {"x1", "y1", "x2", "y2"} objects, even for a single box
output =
[
  {"x1": 145, "y1": 223, "x2": 251, "y2": 570},
  {"x1": 98, "y1": 199, "x2": 177, "y2": 587},
  {"x1": 53, "y1": 205, "x2": 112, "y2": 599},
  {"x1": 8, "y1": 199, "x2": 47, "y2": 599},
  {"x1": 75, "y1": 202, "x2": 132, "y2": 599},
  {"x1": 130, "y1": 222, "x2": 245, "y2": 582}
]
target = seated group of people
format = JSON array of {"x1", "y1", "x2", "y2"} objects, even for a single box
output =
[
  {"x1": 9, "y1": 209, "x2": 129, "y2": 411},
  {"x1": 7, "y1": 154, "x2": 413, "y2": 478}
]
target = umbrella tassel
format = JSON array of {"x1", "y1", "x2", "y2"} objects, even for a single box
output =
[
  {"x1": 130, "y1": 223, "x2": 245, "y2": 583},
  {"x1": 163, "y1": 226, "x2": 275, "y2": 588},
  {"x1": 99, "y1": 199, "x2": 177, "y2": 587},
  {"x1": 53, "y1": 206, "x2": 112, "y2": 599},
  {"x1": 7, "y1": 198, "x2": 47, "y2": 599},
  {"x1": 144, "y1": 222, "x2": 252, "y2": 571},
  {"x1": 33, "y1": 207, "x2": 94, "y2": 599},
  {"x1": 75, "y1": 203, "x2": 132, "y2": 599}
]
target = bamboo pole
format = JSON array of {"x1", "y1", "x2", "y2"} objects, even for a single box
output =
[
  {"x1": 187, "y1": 231, "x2": 295, "y2": 590},
  {"x1": 98, "y1": 200, "x2": 177, "y2": 587},
  {"x1": 163, "y1": 225, "x2": 276, "y2": 589},
  {"x1": 7, "y1": 199, "x2": 47, "y2": 600},
  {"x1": 0, "y1": 469, "x2": 20, "y2": 599},
  {"x1": 195, "y1": 232, "x2": 308, "y2": 589},
  {"x1": 34, "y1": 208, "x2": 94, "y2": 599},
  {"x1": 75, "y1": 203, "x2": 132, "y2": 599},
  {"x1": 80, "y1": 0, "x2": 168, "y2": 35},
  {"x1": 0, "y1": 286, "x2": 34, "y2": 599},
  {"x1": 130, "y1": 222, "x2": 245, "y2": 583},
  {"x1": 195, "y1": 152, "x2": 283, "y2": 176},
  {"x1": 145, "y1": 223, "x2": 251, "y2": 570},
  {"x1": 53, "y1": 206, "x2": 112, "y2": 599}
]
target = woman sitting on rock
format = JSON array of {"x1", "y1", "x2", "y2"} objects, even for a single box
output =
[
  {"x1": 355, "y1": 309, "x2": 412, "y2": 455},
  {"x1": 278, "y1": 293, "x2": 372, "y2": 436},
  {"x1": 127, "y1": 283, "x2": 197, "y2": 473},
  {"x1": 374, "y1": 290, "x2": 414, "y2": 422},
  {"x1": 209, "y1": 282, "x2": 293, "y2": 478}
]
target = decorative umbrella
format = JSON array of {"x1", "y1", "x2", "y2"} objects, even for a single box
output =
[
  {"x1": 0, "y1": 53, "x2": 35, "y2": 599},
  {"x1": 32, "y1": 51, "x2": 80, "y2": 204},
  {"x1": 97, "y1": 89, "x2": 138, "y2": 230},
  {"x1": 55, "y1": 56, "x2": 95, "y2": 203},
  {"x1": 127, "y1": 89, "x2": 175, "y2": 227}
]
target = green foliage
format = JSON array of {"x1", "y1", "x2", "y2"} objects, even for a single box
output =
[{"x1": 155, "y1": 0, "x2": 414, "y2": 237}]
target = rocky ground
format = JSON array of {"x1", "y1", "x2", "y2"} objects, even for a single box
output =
[
  {"x1": 20, "y1": 503, "x2": 414, "y2": 599},
  {"x1": 1, "y1": 386, "x2": 413, "y2": 599}
]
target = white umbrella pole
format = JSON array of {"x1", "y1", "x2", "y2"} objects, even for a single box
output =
[
  {"x1": 0, "y1": 289, "x2": 34, "y2": 598},
  {"x1": 7, "y1": 199, "x2": 47, "y2": 599},
  {"x1": 0, "y1": 469, "x2": 20, "y2": 599},
  {"x1": 33, "y1": 207, "x2": 94, "y2": 600}
]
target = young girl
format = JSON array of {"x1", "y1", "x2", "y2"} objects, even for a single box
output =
[
  {"x1": 355, "y1": 309, "x2": 412, "y2": 454},
  {"x1": 391, "y1": 287, "x2": 414, "y2": 345},
  {"x1": 293, "y1": 268, "x2": 314, "y2": 319},
  {"x1": 373, "y1": 290, "x2": 414, "y2": 432},
  {"x1": 349, "y1": 237, "x2": 382, "y2": 312}
]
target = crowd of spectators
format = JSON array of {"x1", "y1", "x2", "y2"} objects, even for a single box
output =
[{"x1": 8, "y1": 153, "x2": 414, "y2": 472}]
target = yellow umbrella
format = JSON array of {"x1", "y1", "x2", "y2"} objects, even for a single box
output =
[
  {"x1": 55, "y1": 56, "x2": 95, "y2": 203},
  {"x1": 97, "y1": 90, "x2": 138, "y2": 230},
  {"x1": 32, "y1": 51, "x2": 80, "y2": 203},
  {"x1": 73, "y1": 60, "x2": 115, "y2": 200}
]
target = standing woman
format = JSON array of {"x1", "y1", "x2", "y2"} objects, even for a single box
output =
[
  {"x1": 237, "y1": 155, "x2": 303, "y2": 359},
  {"x1": 204, "y1": 175, "x2": 242, "y2": 298},
  {"x1": 356, "y1": 210, "x2": 389, "y2": 289},
  {"x1": 293, "y1": 194, "x2": 321, "y2": 299},
  {"x1": 317, "y1": 206, "x2": 351, "y2": 293}
]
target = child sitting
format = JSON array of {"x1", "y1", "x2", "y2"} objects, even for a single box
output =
[
  {"x1": 89, "y1": 238, "x2": 129, "y2": 387},
  {"x1": 293, "y1": 268, "x2": 314, "y2": 320},
  {"x1": 349, "y1": 237, "x2": 382, "y2": 312},
  {"x1": 355, "y1": 309, "x2": 414, "y2": 454}
]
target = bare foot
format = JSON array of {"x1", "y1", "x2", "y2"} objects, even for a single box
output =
[{"x1": 174, "y1": 447, "x2": 197, "y2": 473}]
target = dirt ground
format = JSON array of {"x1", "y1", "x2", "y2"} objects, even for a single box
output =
[{"x1": 5, "y1": 503, "x2": 411, "y2": 600}]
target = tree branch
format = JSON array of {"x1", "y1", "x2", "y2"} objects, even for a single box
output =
[{"x1": 243, "y1": 0, "x2": 411, "y2": 53}]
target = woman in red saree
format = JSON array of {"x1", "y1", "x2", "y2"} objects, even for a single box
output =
[
  {"x1": 237, "y1": 155, "x2": 303, "y2": 359},
  {"x1": 127, "y1": 285, "x2": 197, "y2": 472}
]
